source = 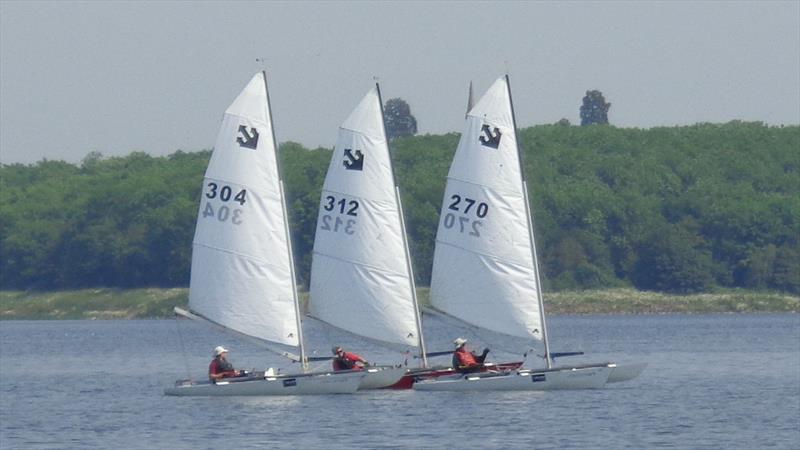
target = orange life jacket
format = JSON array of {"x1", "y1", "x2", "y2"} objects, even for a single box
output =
[{"x1": 454, "y1": 348, "x2": 478, "y2": 367}]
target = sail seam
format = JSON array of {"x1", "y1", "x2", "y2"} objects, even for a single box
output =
[
  {"x1": 433, "y1": 239, "x2": 535, "y2": 271},
  {"x1": 312, "y1": 250, "x2": 410, "y2": 278},
  {"x1": 192, "y1": 241, "x2": 289, "y2": 272},
  {"x1": 201, "y1": 175, "x2": 261, "y2": 189},
  {"x1": 445, "y1": 175, "x2": 524, "y2": 196},
  {"x1": 337, "y1": 125, "x2": 384, "y2": 142}
]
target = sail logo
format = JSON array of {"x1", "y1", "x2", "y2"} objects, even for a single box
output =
[
  {"x1": 343, "y1": 148, "x2": 364, "y2": 171},
  {"x1": 479, "y1": 124, "x2": 502, "y2": 149},
  {"x1": 236, "y1": 125, "x2": 259, "y2": 149}
]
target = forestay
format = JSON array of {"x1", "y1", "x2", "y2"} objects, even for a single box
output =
[
  {"x1": 309, "y1": 87, "x2": 420, "y2": 348},
  {"x1": 429, "y1": 76, "x2": 543, "y2": 341},
  {"x1": 189, "y1": 73, "x2": 300, "y2": 347}
]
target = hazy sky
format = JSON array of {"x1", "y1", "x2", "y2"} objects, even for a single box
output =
[{"x1": 1, "y1": 1, "x2": 798, "y2": 165}]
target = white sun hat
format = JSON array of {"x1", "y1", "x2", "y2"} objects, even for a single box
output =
[
  {"x1": 213, "y1": 346, "x2": 229, "y2": 356},
  {"x1": 453, "y1": 338, "x2": 467, "y2": 348}
]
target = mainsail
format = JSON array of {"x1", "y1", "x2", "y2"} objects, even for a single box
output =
[
  {"x1": 188, "y1": 72, "x2": 300, "y2": 347},
  {"x1": 309, "y1": 86, "x2": 423, "y2": 349},
  {"x1": 429, "y1": 76, "x2": 544, "y2": 341}
]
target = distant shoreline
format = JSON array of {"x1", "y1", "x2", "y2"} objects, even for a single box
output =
[{"x1": 1, "y1": 288, "x2": 797, "y2": 320}]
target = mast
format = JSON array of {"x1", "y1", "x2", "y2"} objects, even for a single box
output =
[
  {"x1": 466, "y1": 81, "x2": 474, "y2": 118},
  {"x1": 505, "y1": 74, "x2": 552, "y2": 369},
  {"x1": 263, "y1": 70, "x2": 308, "y2": 371},
  {"x1": 375, "y1": 82, "x2": 428, "y2": 367}
]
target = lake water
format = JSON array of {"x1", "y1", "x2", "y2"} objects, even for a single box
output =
[{"x1": 1, "y1": 314, "x2": 798, "y2": 449}]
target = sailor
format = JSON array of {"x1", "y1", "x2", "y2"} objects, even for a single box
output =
[
  {"x1": 331, "y1": 345, "x2": 368, "y2": 371},
  {"x1": 452, "y1": 338, "x2": 490, "y2": 373},
  {"x1": 208, "y1": 346, "x2": 243, "y2": 381}
]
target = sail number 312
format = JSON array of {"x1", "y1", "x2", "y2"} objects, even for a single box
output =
[
  {"x1": 320, "y1": 195, "x2": 358, "y2": 235},
  {"x1": 443, "y1": 194, "x2": 488, "y2": 237},
  {"x1": 202, "y1": 182, "x2": 247, "y2": 225}
]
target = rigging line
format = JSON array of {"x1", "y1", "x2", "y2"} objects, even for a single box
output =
[
  {"x1": 174, "y1": 315, "x2": 192, "y2": 380},
  {"x1": 423, "y1": 308, "x2": 535, "y2": 356},
  {"x1": 305, "y1": 359, "x2": 329, "y2": 373}
]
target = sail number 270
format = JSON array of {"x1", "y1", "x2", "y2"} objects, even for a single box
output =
[{"x1": 443, "y1": 194, "x2": 488, "y2": 237}]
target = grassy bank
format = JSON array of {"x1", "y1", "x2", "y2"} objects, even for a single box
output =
[
  {"x1": 0, "y1": 288, "x2": 188, "y2": 320},
  {"x1": 1, "y1": 288, "x2": 797, "y2": 320},
  {"x1": 541, "y1": 289, "x2": 799, "y2": 314}
]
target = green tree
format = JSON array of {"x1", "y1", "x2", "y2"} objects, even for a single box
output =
[
  {"x1": 384, "y1": 98, "x2": 417, "y2": 141},
  {"x1": 772, "y1": 244, "x2": 800, "y2": 293},
  {"x1": 279, "y1": 142, "x2": 331, "y2": 286},
  {"x1": 580, "y1": 90, "x2": 610, "y2": 125},
  {"x1": 631, "y1": 225, "x2": 714, "y2": 293},
  {"x1": 1, "y1": 122, "x2": 798, "y2": 295}
]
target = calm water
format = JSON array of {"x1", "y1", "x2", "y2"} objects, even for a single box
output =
[{"x1": 1, "y1": 314, "x2": 798, "y2": 449}]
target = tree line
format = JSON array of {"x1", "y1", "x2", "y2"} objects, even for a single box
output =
[{"x1": 1, "y1": 121, "x2": 797, "y2": 294}]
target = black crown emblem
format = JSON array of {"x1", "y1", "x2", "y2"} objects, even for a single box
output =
[
  {"x1": 236, "y1": 125, "x2": 259, "y2": 149},
  {"x1": 343, "y1": 148, "x2": 364, "y2": 171},
  {"x1": 479, "y1": 124, "x2": 502, "y2": 149}
]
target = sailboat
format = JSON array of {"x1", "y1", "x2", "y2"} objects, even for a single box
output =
[
  {"x1": 164, "y1": 72, "x2": 364, "y2": 396},
  {"x1": 307, "y1": 84, "x2": 424, "y2": 390},
  {"x1": 308, "y1": 84, "x2": 523, "y2": 390},
  {"x1": 414, "y1": 75, "x2": 646, "y2": 391}
]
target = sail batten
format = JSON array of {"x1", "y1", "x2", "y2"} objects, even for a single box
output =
[
  {"x1": 309, "y1": 87, "x2": 422, "y2": 349},
  {"x1": 430, "y1": 76, "x2": 543, "y2": 342}
]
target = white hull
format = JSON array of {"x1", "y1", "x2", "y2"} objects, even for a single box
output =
[
  {"x1": 413, "y1": 365, "x2": 612, "y2": 391},
  {"x1": 357, "y1": 366, "x2": 408, "y2": 390},
  {"x1": 164, "y1": 371, "x2": 364, "y2": 396},
  {"x1": 607, "y1": 362, "x2": 647, "y2": 383}
]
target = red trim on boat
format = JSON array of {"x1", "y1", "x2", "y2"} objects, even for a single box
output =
[{"x1": 386, "y1": 362, "x2": 524, "y2": 389}]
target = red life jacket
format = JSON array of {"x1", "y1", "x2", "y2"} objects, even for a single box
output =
[
  {"x1": 454, "y1": 348, "x2": 478, "y2": 367},
  {"x1": 209, "y1": 358, "x2": 237, "y2": 379},
  {"x1": 332, "y1": 352, "x2": 364, "y2": 371}
]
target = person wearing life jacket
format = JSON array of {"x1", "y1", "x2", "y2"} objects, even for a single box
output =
[
  {"x1": 208, "y1": 346, "x2": 243, "y2": 382},
  {"x1": 452, "y1": 338, "x2": 490, "y2": 373},
  {"x1": 331, "y1": 345, "x2": 368, "y2": 371}
]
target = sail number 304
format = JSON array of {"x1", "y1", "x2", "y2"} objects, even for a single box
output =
[
  {"x1": 443, "y1": 194, "x2": 488, "y2": 237},
  {"x1": 202, "y1": 182, "x2": 246, "y2": 225}
]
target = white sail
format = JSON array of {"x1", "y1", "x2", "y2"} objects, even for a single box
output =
[
  {"x1": 189, "y1": 72, "x2": 300, "y2": 347},
  {"x1": 309, "y1": 86, "x2": 421, "y2": 348},
  {"x1": 429, "y1": 76, "x2": 543, "y2": 341}
]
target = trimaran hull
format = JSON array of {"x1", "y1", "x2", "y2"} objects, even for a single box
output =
[
  {"x1": 356, "y1": 366, "x2": 408, "y2": 390},
  {"x1": 355, "y1": 363, "x2": 522, "y2": 390},
  {"x1": 607, "y1": 362, "x2": 648, "y2": 383},
  {"x1": 164, "y1": 371, "x2": 365, "y2": 396},
  {"x1": 413, "y1": 364, "x2": 614, "y2": 391},
  {"x1": 388, "y1": 361, "x2": 525, "y2": 389},
  {"x1": 165, "y1": 361, "x2": 645, "y2": 395}
]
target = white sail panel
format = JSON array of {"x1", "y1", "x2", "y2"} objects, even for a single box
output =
[
  {"x1": 189, "y1": 73, "x2": 299, "y2": 346},
  {"x1": 309, "y1": 87, "x2": 420, "y2": 347},
  {"x1": 430, "y1": 76, "x2": 543, "y2": 340}
]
